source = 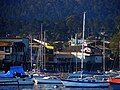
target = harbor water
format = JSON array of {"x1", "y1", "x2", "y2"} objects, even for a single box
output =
[{"x1": 0, "y1": 84, "x2": 112, "y2": 90}]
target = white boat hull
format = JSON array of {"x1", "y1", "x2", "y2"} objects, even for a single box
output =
[
  {"x1": 0, "y1": 78, "x2": 34, "y2": 85},
  {"x1": 33, "y1": 77, "x2": 62, "y2": 84},
  {"x1": 61, "y1": 79, "x2": 110, "y2": 88}
]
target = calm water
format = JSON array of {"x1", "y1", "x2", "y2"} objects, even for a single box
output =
[{"x1": 0, "y1": 84, "x2": 112, "y2": 90}]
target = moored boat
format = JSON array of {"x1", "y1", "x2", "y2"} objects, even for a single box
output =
[
  {"x1": 109, "y1": 77, "x2": 120, "y2": 83},
  {"x1": 0, "y1": 78, "x2": 34, "y2": 85},
  {"x1": 108, "y1": 76, "x2": 120, "y2": 89},
  {"x1": 0, "y1": 66, "x2": 34, "y2": 85},
  {"x1": 61, "y1": 79, "x2": 110, "y2": 88},
  {"x1": 61, "y1": 12, "x2": 110, "y2": 88},
  {"x1": 33, "y1": 76, "x2": 62, "y2": 84}
]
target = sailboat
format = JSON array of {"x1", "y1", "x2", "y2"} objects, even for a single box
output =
[
  {"x1": 32, "y1": 24, "x2": 62, "y2": 84},
  {"x1": 61, "y1": 12, "x2": 110, "y2": 88}
]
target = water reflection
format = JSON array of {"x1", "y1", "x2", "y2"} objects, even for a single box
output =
[{"x1": 0, "y1": 84, "x2": 111, "y2": 90}]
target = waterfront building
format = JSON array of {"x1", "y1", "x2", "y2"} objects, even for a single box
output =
[
  {"x1": 0, "y1": 38, "x2": 30, "y2": 71},
  {"x1": 53, "y1": 45, "x2": 103, "y2": 72},
  {"x1": 53, "y1": 35, "x2": 103, "y2": 72}
]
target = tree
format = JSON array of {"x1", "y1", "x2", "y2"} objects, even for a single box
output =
[
  {"x1": 110, "y1": 15, "x2": 120, "y2": 54},
  {"x1": 109, "y1": 32, "x2": 120, "y2": 69},
  {"x1": 66, "y1": 15, "x2": 74, "y2": 31},
  {"x1": 115, "y1": 16, "x2": 120, "y2": 32},
  {"x1": 110, "y1": 32, "x2": 120, "y2": 52}
]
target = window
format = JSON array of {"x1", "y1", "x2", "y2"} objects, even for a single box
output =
[
  {"x1": 0, "y1": 47, "x2": 4, "y2": 51},
  {"x1": 5, "y1": 47, "x2": 10, "y2": 53}
]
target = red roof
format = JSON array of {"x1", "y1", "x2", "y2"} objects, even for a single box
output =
[{"x1": 0, "y1": 41, "x2": 12, "y2": 46}]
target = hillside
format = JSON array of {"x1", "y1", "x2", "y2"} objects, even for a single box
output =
[{"x1": 0, "y1": 0, "x2": 120, "y2": 41}]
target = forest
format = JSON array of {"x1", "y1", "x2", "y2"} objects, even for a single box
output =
[{"x1": 0, "y1": 0, "x2": 120, "y2": 41}]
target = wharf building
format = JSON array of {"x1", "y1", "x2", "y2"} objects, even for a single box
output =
[
  {"x1": 52, "y1": 35, "x2": 112, "y2": 72},
  {"x1": 0, "y1": 37, "x2": 110, "y2": 73},
  {"x1": 53, "y1": 40, "x2": 103, "y2": 73},
  {"x1": 30, "y1": 37, "x2": 105, "y2": 73},
  {"x1": 0, "y1": 38, "x2": 30, "y2": 71}
]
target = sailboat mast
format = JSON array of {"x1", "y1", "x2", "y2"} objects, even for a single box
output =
[
  {"x1": 75, "y1": 33, "x2": 78, "y2": 72},
  {"x1": 81, "y1": 12, "x2": 86, "y2": 72},
  {"x1": 36, "y1": 45, "x2": 40, "y2": 71},
  {"x1": 103, "y1": 37, "x2": 105, "y2": 72},
  {"x1": 30, "y1": 35, "x2": 33, "y2": 70},
  {"x1": 43, "y1": 31, "x2": 46, "y2": 70},
  {"x1": 41, "y1": 24, "x2": 43, "y2": 70}
]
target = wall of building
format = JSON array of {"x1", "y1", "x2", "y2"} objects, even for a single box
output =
[
  {"x1": 0, "y1": 38, "x2": 30, "y2": 71},
  {"x1": 52, "y1": 52, "x2": 103, "y2": 72}
]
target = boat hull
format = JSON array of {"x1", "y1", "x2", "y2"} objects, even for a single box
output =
[
  {"x1": 37, "y1": 79, "x2": 62, "y2": 84},
  {"x1": 0, "y1": 78, "x2": 34, "y2": 85},
  {"x1": 109, "y1": 78, "x2": 120, "y2": 90},
  {"x1": 61, "y1": 79, "x2": 110, "y2": 88},
  {"x1": 33, "y1": 77, "x2": 62, "y2": 84},
  {"x1": 109, "y1": 78, "x2": 120, "y2": 83},
  {"x1": 110, "y1": 82, "x2": 120, "y2": 90}
]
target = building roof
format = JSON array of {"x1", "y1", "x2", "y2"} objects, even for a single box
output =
[
  {"x1": 0, "y1": 41, "x2": 12, "y2": 46},
  {"x1": 33, "y1": 39, "x2": 54, "y2": 49},
  {"x1": 61, "y1": 46, "x2": 81, "y2": 52}
]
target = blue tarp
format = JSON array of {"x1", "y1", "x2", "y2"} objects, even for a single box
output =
[{"x1": 0, "y1": 66, "x2": 25, "y2": 78}]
